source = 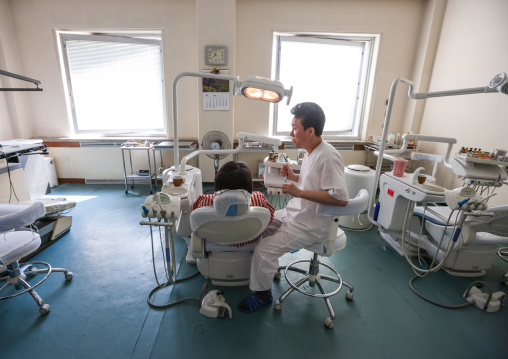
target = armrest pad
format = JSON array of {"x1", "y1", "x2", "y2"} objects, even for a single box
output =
[
  {"x1": 191, "y1": 233, "x2": 205, "y2": 259},
  {"x1": 317, "y1": 189, "x2": 369, "y2": 216}
]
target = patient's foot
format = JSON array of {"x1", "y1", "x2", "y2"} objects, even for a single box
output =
[{"x1": 239, "y1": 290, "x2": 272, "y2": 311}]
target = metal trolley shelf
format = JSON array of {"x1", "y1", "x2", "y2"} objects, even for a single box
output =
[
  {"x1": 121, "y1": 144, "x2": 157, "y2": 194},
  {"x1": 364, "y1": 142, "x2": 417, "y2": 173}
]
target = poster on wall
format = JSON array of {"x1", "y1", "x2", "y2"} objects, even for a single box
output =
[{"x1": 202, "y1": 69, "x2": 230, "y2": 111}]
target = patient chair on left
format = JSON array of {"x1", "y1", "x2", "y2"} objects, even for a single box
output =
[{"x1": 0, "y1": 202, "x2": 73, "y2": 315}]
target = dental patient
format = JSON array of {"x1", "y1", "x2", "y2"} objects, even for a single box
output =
[{"x1": 191, "y1": 160, "x2": 275, "y2": 246}]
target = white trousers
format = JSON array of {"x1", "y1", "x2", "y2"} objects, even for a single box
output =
[{"x1": 249, "y1": 210, "x2": 318, "y2": 292}]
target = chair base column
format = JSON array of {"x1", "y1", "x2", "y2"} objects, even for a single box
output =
[{"x1": 273, "y1": 253, "x2": 354, "y2": 329}]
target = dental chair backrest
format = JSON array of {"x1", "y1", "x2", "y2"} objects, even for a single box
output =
[{"x1": 190, "y1": 190, "x2": 271, "y2": 245}]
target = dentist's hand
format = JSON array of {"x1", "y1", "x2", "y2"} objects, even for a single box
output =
[
  {"x1": 281, "y1": 182, "x2": 302, "y2": 198},
  {"x1": 281, "y1": 164, "x2": 298, "y2": 182}
]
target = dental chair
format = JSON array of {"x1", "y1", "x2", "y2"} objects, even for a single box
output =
[
  {"x1": 0, "y1": 198, "x2": 76, "y2": 258},
  {"x1": 0, "y1": 202, "x2": 73, "y2": 315},
  {"x1": 273, "y1": 189, "x2": 369, "y2": 329},
  {"x1": 412, "y1": 205, "x2": 508, "y2": 277},
  {"x1": 190, "y1": 190, "x2": 271, "y2": 286}
]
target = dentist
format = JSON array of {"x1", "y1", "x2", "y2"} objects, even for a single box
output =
[{"x1": 239, "y1": 102, "x2": 349, "y2": 313}]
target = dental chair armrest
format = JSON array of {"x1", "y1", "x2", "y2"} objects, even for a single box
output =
[
  {"x1": 316, "y1": 189, "x2": 369, "y2": 216},
  {"x1": 191, "y1": 233, "x2": 205, "y2": 259}
]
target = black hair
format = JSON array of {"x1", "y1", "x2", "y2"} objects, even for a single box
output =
[
  {"x1": 214, "y1": 161, "x2": 253, "y2": 193},
  {"x1": 290, "y1": 102, "x2": 326, "y2": 136}
]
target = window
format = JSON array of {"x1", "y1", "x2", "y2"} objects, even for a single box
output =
[
  {"x1": 57, "y1": 31, "x2": 166, "y2": 136},
  {"x1": 272, "y1": 33, "x2": 376, "y2": 139}
]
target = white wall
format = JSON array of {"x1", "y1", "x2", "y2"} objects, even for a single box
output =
[
  {"x1": 0, "y1": 0, "x2": 34, "y2": 140},
  {"x1": 1, "y1": 0, "x2": 440, "y2": 182},
  {"x1": 6, "y1": 0, "x2": 197, "y2": 140},
  {"x1": 416, "y1": 0, "x2": 508, "y2": 206},
  {"x1": 235, "y1": 0, "x2": 427, "y2": 140},
  {"x1": 233, "y1": 0, "x2": 432, "y2": 176}
]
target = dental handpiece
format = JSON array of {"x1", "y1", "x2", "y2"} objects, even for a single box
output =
[{"x1": 283, "y1": 158, "x2": 289, "y2": 183}]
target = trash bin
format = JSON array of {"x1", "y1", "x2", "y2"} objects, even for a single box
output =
[
  {"x1": 44, "y1": 157, "x2": 59, "y2": 187},
  {"x1": 339, "y1": 164, "x2": 376, "y2": 230}
]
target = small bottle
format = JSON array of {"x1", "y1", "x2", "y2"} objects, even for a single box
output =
[
  {"x1": 387, "y1": 132, "x2": 395, "y2": 144},
  {"x1": 396, "y1": 133, "x2": 401, "y2": 145},
  {"x1": 407, "y1": 132, "x2": 415, "y2": 146}
]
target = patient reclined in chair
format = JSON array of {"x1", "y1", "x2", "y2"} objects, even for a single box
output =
[{"x1": 190, "y1": 190, "x2": 271, "y2": 286}]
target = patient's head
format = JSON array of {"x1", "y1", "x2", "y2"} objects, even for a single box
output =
[{"x1": 214, "y1": 161, "x2": 253, "y2": 193}]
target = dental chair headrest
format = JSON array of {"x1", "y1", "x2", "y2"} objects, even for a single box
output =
[{"x1": 214, "y1": 190, "x2": 251, "y2": 217}]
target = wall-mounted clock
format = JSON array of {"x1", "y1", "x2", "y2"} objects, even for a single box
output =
[{"x1": 205, "y1": 46, "x2": 228, "y2": 65}]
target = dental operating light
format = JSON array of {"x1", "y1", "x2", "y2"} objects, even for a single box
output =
[
  {"x1": 239, "y1": 76, "x2": 293, "y2": 104},
  {"x1": 171, "y1": 71, "x2": 291, "y2": 173},
  {"x1": 489, "y1": 72, "x2": 508, "y2": 95},
  {"x1": 367, "y1": 72, "x2": 508, "y2": 224}
]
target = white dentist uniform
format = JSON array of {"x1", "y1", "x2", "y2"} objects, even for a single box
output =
[{"x1": 249, "y1": 140, "x2": 349, "y2": 292}]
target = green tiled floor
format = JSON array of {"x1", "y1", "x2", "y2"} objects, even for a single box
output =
[{"x1": 1, "y1": 183, "x2": 507, "y2": 359}]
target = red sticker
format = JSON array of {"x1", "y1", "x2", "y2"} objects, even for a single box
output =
[{"x1": 387, "y1": 188, "x2": 394, "y2": 197}]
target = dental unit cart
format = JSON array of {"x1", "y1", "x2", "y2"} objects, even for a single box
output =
[{"x1": 367, "y1": 72, "x2": 508, "y2": 312}]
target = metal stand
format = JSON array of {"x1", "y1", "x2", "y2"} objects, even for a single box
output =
[{"x1": 121, "y1": 145, "x2": 157, "y2": 194}]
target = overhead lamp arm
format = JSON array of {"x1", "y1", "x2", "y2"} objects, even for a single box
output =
[
  {"x1": 176, "y1": 132, "x2": 281, "y2": 175},
  {"x1": 0, "y1": 69, "x2": 43, "y2": 91},
  {"x1": 171, "y1": 71, "x2": 291, "y2": 173},
  {"x1": 367, "y1": 72, "x2": 508, "y2": 225}
]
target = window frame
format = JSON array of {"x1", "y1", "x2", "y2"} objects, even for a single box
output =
[
  {"x1": 57, "y1": 31, "x2": 166, "y2": 137},
  {"x1": 271, "y1": 32, "x2": 377, "y2": 140}
]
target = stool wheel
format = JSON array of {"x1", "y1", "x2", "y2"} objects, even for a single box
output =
[
  {"x1": 274, "y1": 271, "x2": 281, "y2": 280},
  {"x1": 324, "y1": 317, "x2": 335, "y2": 329},
  {"x1": 65, "y1": 272, "x2": 73, "y2": 281},
  {"x1": 39, "y1": 303, "x2": 51, "y2": 315},
  {"x1": 502, "y1": 273, "x2": 508, "y2": 286},
  {"x1": 274, "y1": 300, "x2": 282, "y2": 310},
  {"x1": 346, "y1": 290, "x2": 354, "y2": 300}
]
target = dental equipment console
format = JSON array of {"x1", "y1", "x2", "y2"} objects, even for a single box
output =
[
  {"x1": 368, "y1": 72, "x2": 508, "y2": 312},
  {"x1": 263, "y1": 151, "x2": 302, "y2": 207},
  {"x1": 139, "y1": 132, "x2": 283, "y2": 314},
  {"x1": 138, "y1": 70, "x2": 292, "y2": 315}
]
